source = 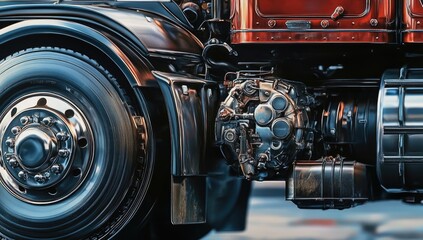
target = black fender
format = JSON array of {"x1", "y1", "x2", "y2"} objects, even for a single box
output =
[
  {"x1": 0, "y1": 18, "x2": 155, "y2": 87},
  {"x1": 0, "y1": 4, "x2": 203, "y2": 70},
  {"x1": 155, "y1": 71, "x2": 219, "y2": 224},
  {"x1": 155, "y1": 71, "x2": 251, "y2": 231}
]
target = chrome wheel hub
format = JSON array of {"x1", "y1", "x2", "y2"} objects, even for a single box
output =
[
  {"x1": 16, "y1": 126, "x2": 58, "y2": 171},
  {"x1": 0, "y1": 94, "x2": 93, "y2": 204}
]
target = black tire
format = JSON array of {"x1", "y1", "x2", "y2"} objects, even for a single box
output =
[{"x1": 0, "y1": 47, "x2": 156, "y2": 239}]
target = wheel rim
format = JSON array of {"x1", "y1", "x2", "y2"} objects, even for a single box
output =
[
  {"x1": 0, "y1": 48, "x2": 159, "y2": 239},
  {"x1": 0, "y1": 93, "x2": 93, "y2": 204}
]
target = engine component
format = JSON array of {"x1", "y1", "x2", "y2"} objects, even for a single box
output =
[
  {"x1": 377, "y1": 68, "x2": 423, "y2": 192},
  {"x1": 320, "y1": 93, "x2": 377, "y2": 164},
  {"x1": 287, "y1": 156, "x2": 369, "y2": 209},
  {"x1": 182, "y1": 2, "x2": 201, "y2": 24},
  {"x1": 215, "y1": 71, "x2": 314, "y2": 180}
]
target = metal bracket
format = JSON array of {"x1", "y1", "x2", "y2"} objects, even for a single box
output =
[{"x1": 132, "y1": 116, "x2": 146, "y2": 164}]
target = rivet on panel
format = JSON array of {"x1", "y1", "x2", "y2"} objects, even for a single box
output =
[
  {"x1": 321, "y1": 20, "x2": 329, "y2": 29},
  {"x1": 370, "y1": 19, "x2": 378, "y2": 27},
  {"x1": 268, "y1": 20, "x2": 276, "y2": 28}
]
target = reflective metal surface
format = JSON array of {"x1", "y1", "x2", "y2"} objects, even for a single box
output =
[
  {"x1": 403, "y1": 0, "x2": 423, "y2": 42},
  {"x1": 230, "y1": 0, "x2": 396, "y2": 44},
  {"x1": 154, "y1": 70, "x2": 219, "y2": 225},
  {"x1": 287, "y1": 157, "x2": 369, "y2": 209},
  {"x1": 154, "y1": 70, "x2": 219, "y2": 176},
  {"x1": 0, "y1": 93, "x2": 92, "y2": 204},
  {"x1": 255, "y1": 0, "x2": 369, "y2": 17},
  {"x1": 377, "y1": 68, "x2": 423, "y2": 192},
  {"x1": 216, "y1": 71, "x2": 313, "y2": 181},
  {"x1": 91, "y1": 6, "x2": 204, "y2": 55}
]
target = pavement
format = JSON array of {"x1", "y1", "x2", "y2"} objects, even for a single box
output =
[{"x1": 202, "y1": 181, "x2": 423, "y2": 240}]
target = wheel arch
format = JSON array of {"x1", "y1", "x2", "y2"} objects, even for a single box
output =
[{"x1": 0, "y1": 19, "x2": 156, "y2": 87}]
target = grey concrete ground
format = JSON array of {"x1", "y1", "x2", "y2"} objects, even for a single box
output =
[{"x1": 202, "y1": 181, "x2": 423, "y2": 240}]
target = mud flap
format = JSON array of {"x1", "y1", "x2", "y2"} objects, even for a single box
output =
[{"x1": 155, "y1": 71, "x2": 219, "y2": 224}]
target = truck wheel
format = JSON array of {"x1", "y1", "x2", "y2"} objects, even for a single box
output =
[{"x1": 0, "y1": 47, "x2": 154, "y2": 239}]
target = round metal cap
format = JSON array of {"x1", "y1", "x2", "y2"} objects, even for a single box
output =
[
  {"x1": 272, "y1": 118, "x2": 292, "y2": 139},
  {"x1": 15, "y1": 128, "x2": 56, "y2": 170},
  {"x1": 254, "y1": 104, "x2": 275, "y2": 126},
  {"x1": 271, "y1": 95, "x2": 288, "y2": 111}
]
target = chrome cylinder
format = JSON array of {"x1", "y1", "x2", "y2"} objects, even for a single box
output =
[{"x1": 377, "y1": 68, "x2": 423, "y2": 192}]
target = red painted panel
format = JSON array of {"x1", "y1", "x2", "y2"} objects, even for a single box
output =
[
  {"x1": 256, "y1": 0, "x2": 367, "y2": 17},
  {"x1": 231, "y1": 0, "x2": 395, "y2": 44},
  {"x1": 404, "y1": 0, "x2": 423, "y2": 43},
  {"x1": 408, "y1": 0, "x2": 423, "y2": 15}
]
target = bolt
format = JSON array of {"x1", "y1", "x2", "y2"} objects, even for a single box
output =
[
  {"x1": 20, "y1": 116, "x2": 31, "y2": 125},
  {"x1": 321, "y1": 20, "x2": 329, "y2": 29},
  {"x1": 58, "y1": 149, "x2": 70, "y2": 157},
  {"x1": 44, "y1": 172, "x2": 50, "y2": 179},
  {"x1": 51, "y1": 164, "x2": 62, "y2": 174},
  {"x1": 268, "y1": 19, "x2": 276, "y2": 28},
  {"x1": 224, "y1": 130, "x2": 235, "y2": 142},
  {"x1": 370, "y1": 18, "x2": 378, "y2": 27},
  {"x1": 8, "y1": 157, "x2": 18, "y2": 168},
  {"x1": 5, "y1": 138, "x2": 15, "y2": 148},
  {"x1": 34, "y1": 174, "x2": 46, "y2": 183},
  {"x1": 56, "y1": 132, "x2": 69, "y2": 141},
  {"x1": 18, "y1": 171, "x2": 27, "y2": 180},
  {"x1": 11, "y1": 126, "x2": 21, "y2": 135},
  {"x1": 42, "y1": 116, "x2": 54, "y2": 126}
]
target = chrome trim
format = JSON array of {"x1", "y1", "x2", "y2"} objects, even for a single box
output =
[{"x1": 0, "y1": 93, "x2": 93, "y2": 204}]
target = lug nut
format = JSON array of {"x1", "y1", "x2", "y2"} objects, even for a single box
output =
[
  {"x1": 42, "y1": 116, "x2": 54, "y2": 126},
  {"x1": 34, "y1": 174, "x2": 46, "y2": 183},
  {"x1": 11, "y1": 126, "x2": 21, "y2": 135},
  {"x1": 18, "y1": 171, "x2": 27, "y2": 180},
  {"x1": 8, "y1": 157, "x2": 18, "y2": 168},
  {"x1": 5, "y1": 138, "x2": 15, "y2": 148},
  {"x1": 58, "y1": 149, "x2": 70, "y2": 157},
  {"x1": 20, "y1": 116, "x2": 31, "y2": 125},
  {"x1": 56, "y1": 132, "x2": 69, "y2": 141},
  {"x1": 51, "y1": 164, "x2": 62, "y2": 174}
]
